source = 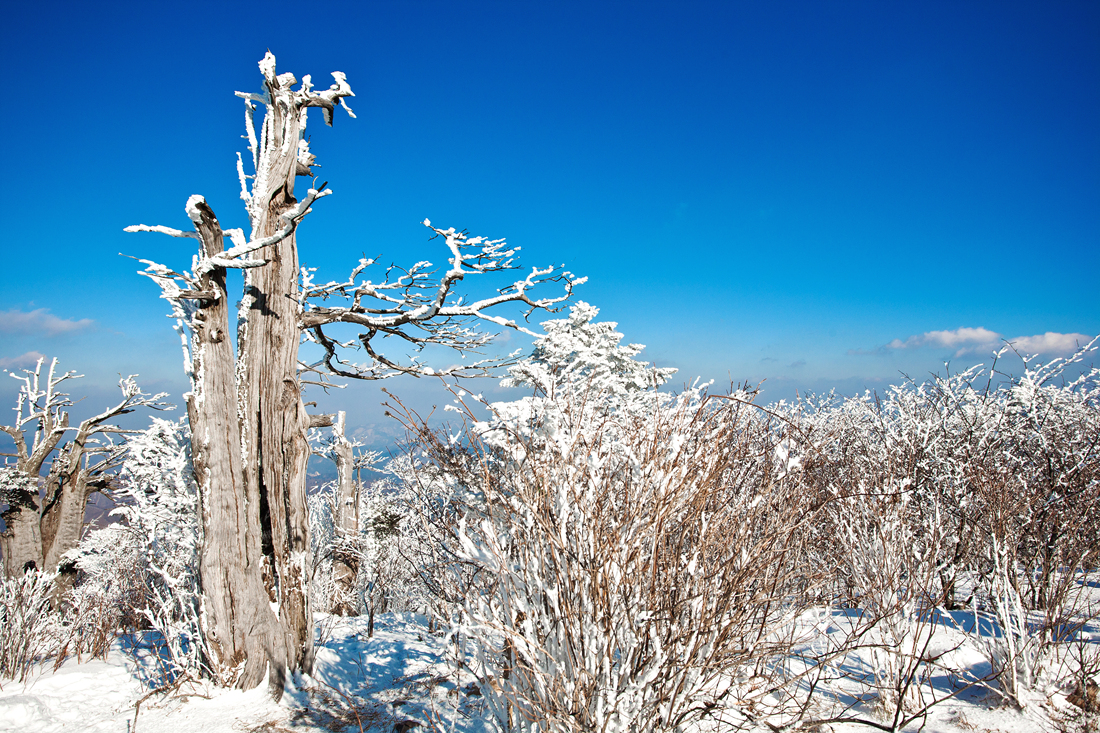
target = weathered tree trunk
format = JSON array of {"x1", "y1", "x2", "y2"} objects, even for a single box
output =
[
  {"x1": 330, "y1": 411, "x2": 359, "y2": 616},
  {"x1": 128, "y1": 51, "x2": 576, "y2": 697},
  {"x1": 2, "y1": 382, "x2": 161, "y2": 586},
  {"x1": 234, "y1": 71, "x2": 316, "y2": 688},
  {"x1": 1, "y1": 411, "x2": 65, "y2": 577},
  {"x1": 0, "y1": 501, "x2": 43, "y2": 576},
  {"x1": 41, "y1": 435, "x2": 98, "y2": 578},
  {"x1": 185, "y1": 199, "x2": 284, "y2": 690},
  {"x1": 129, "y1": 55, "x2": 353, "y2": 697}
]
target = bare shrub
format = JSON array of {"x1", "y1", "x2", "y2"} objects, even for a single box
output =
[
  {"x1": 0, "y1": 570, "x2": 59, "y2": 683},
  {"x1": 390, "y1": 378, "x2": 827, "y2": 732},
  {"x1": 792, "y1": 339, "x2": 1100, "y2": 714}
]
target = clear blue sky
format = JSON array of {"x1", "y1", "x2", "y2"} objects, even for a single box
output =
[{"x1": 1, "y1": 1, "x2": 1097, "y2": 445}]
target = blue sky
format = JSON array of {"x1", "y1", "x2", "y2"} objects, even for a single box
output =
[{"x1": 1, "y1": 1, "x2": 1097, "y2": 444}]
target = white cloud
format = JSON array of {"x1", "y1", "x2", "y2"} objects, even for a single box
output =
[
  {"x1": 887, "y1": 327, "x2": 1002, "y2": 353},
  {"x1": 0, "y1": 351, "x2": 46, "y2": 369},
  {"x1": 1005, "y1": 332, "x2": 1093, "y2": 356},
  {"x1": 0, "y1": 308, "x2": 94, "y2": 336},
  {"x1": 878, "y1": 327, "x2": 1095, "y2": 358}
]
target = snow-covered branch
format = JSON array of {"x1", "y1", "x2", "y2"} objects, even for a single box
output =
[
  {"x1": 234, "y1": 51, "x2": 354, "y2": 231},
  {"x1": 299, "y1": 221, "x2": 584, "y2": 380},
  {"x1": 1, "y1": 357, "x2": 80, "y2": 474}
]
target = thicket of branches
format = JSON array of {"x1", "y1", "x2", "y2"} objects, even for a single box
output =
[
  {"x1": 2, "y1": 305, "x2": 1098, "y2": 732},
  {"x1": 378, "y1": 307, "x2": 1100, "y2": 731}
]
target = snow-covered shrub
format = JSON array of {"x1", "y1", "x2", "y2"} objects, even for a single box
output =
[
  {"x1": 62, "y1": 524, "x2": 145, "y2": 661},
  {"x1": 309, "y1": 450, "x2": 424, "y2": 626},
  {"x1": 0, "y1": 569, "x2": 58, "y2": 683},
  {"x1": 391, "y1": 303, "x2": 825, "y2": 731},
  {"x1": 415, "y1": 386, "x2": 824, "y2": 732},
  {"x1": 790, "y1": 338, "x2": 1100, "y2": 710},
  {"x1": 357, "y1": 477, "x2": 422, "y2": 618},
  {"x1": 308, "y1": 413, "x2": 422, "y2": 625},
  {"x1": 925, "y1": 345, "x2": 1100, "y2": 706},
  {"x1": 67, "y1": 417, "x2": 204, "y2": 681},
  {"x1": 309, "y1": 484, "x2": 340, "y2": 613},
  {"x1": 484, "y1": 301, "x2": 678, "y2": 455},
  {"x1": 829, "y1": 488, "x2": 944, "y2": 716},
  {"x1": 386, "y1": 449, "x2": 487, "y2": 629}
]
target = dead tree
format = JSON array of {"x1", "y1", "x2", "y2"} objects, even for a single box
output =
[
  {"x1": 308, "y1": 410, "x2": 364, "y2": 616},
  {"x1": 327, "y1": 411, "x2": 360, "y2": 616},
  {"x1": 127, "y1": 52, "x2": 582, "y2": 697},
  {"x1": 0, "y1": 357, "x2": 169, "y2": 584}
]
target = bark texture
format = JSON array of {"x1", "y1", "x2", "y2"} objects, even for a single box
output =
[
  {"x1": 185, "y1": 200, "x2": 283, "y2": 689},
  {"x1": 235, "y1": 64, "x2": 317, "y2": 686}
]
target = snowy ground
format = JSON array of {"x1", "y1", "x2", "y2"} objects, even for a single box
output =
[
  {"x1": 0, "y1": 613, "x2": 488, "y2": 733},
  {"x1": 0, "y1": 611, "x2": 1091, "y2": 732}
]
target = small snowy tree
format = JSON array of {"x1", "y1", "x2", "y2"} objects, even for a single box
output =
[
  {"x1": 64, "y1": 418, "x2": 203, "y2": 680},
  {"x1": 474, "y1": 301, "x2": 679, "y2": 466}
]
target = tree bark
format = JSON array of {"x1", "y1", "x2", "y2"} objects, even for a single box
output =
[
  {"x1": 0, "y1": 502, "x2": 43, "y2": 576},
  {"x1": 236, "y1": 77, "x2": 314, "y2": 689},
  {"x1": 185, "y1": 199, "x2": 285, "y2": 690},
  {"x1": 1, "y1": 412, "x2": 66, "y2": 577}
]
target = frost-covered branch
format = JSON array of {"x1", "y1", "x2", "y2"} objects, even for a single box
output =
[
  {"x1": 234, "y1": 51, "x2": 354, "y2": 231},
  {"x1": 2, "y1": 357, "x2": 80, "y2": 475},
  {"x1": 299, "y1": 221, "x2": 584, "y2": 380}
]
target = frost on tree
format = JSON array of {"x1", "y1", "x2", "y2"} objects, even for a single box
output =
[
  {"x1": 0, "y1": 357, "x2": 169, "y2": 585},
  {"x1": 477, "y1": 300, "x2": 679, "y2": 457},
  {"x1": 127, "y1": 52, "x2": 581, "y2": 696},
  {"x1": 309, "y1": 410, "x2": 382, "y2": 617}
]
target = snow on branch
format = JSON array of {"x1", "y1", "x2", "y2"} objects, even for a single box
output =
[
  {"x1": 299, "y1": 221, "x2": 585, "y2": 381},
  {"x1": 234, "y1": 51, "x2": 354, "y2": 231},
  {"x1": 126, "y1": 53, "x2": 355, "y2": 376},
  {"x1": 1, "y1": 357, "x2": 172, "y2": 477},
  {"x1": 1, "y1": 357, "x2": 80, "y2": 472},
  {"x1": 195, "y1": 186, "x2": 330, "y2": 275}
]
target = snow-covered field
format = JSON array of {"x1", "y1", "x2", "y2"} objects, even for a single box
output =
[
  {"x1": 1, "y1": 611, "x2": 1092, "y2": 733},
  {"x1": 0, "y1": 613, "x2": 488, "y2": 733}
]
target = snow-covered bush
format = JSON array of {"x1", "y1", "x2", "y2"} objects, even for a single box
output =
[
  {"x1": 391, "y1": 303, "x2": 825, "y2": 731},
  {"x1": 67, "y1": 417, "x2": 204, "y2": 681},
  {"x1": 789, "y1": 338, "x2": 1100, "y2": 711},
  {"x1": 0, "y1": 569, "x2": 58, "y2": 683},
  {"x1": 385, "y1": 449, "x2": 487, "y2": 630},
  {"x1": 309, "y1": 421, "x2": 423, "y2": 627},
  {"x1": 309, "y1": 485, "x2": 340, "y2": 613},
  {"x1": 482, "y1": 301, "x2": 678, "y2": 457}
]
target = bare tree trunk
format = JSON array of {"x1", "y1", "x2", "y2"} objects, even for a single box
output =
[
  {"x1": 0, "y1": 502, "x2": 43, "y2": 576},
  {"x1": 1, "y1": 408, "x2": 65, "y2": 577},
  {"x1": 186, "y1": 200, "x2": 284, "y2": 690},
  {"x1": 237, "y1": 83, "x2": 314, "y2": 687},
  {"x1": 330, "y1": 411, "x2": 359, "y2": 615}
]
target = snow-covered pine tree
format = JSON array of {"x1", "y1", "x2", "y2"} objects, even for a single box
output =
[{"x1": 476, "y1": 300, "x2": 681, "y2": 458}]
